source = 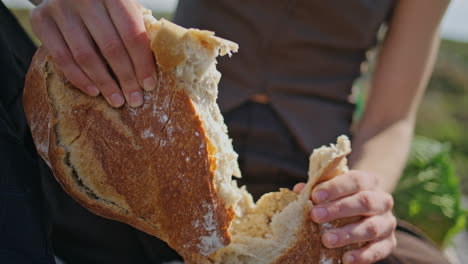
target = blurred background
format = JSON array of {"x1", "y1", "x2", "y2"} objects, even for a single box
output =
[{"x1": 3, "y1": 0, "x2": 468, "y2": 262}]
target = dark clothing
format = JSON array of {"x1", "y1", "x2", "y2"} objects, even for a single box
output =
[
  {"x1": 0, "y1": 3, "x2": 54, "y2": 263},
  {"x1": 224, "y1": 102, "x2": 449, "y2": 264},
  {"x1": 174, "y1": 0, "x2": 394, "y2": 154},
  {"x1": 0, "y1": 3, "x2": 182, "y2": 263}
]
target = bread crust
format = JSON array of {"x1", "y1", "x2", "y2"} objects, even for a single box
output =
[
  {"x1": 23, "y1": 47, "x2": 52, "y2": 166},
  {"x1": 24, "y1": 45, "x2": 234, "y2": 259},
  {"x1": 272, "y1": 155, "x2": 360, "y2": 264},
  {"x1": 24, "y1": 10, "x2": 360, "y2": 263}
]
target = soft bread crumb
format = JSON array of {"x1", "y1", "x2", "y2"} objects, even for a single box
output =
[
  {"x1": 142, "y1": 8, "x2": 352, "y2": 262},
  {"x1": 209, "y1": 136, "x2": 351, "y2": 263},
  {"x1": 142, "y1": 9, "x2": 244, "y2": 256}
]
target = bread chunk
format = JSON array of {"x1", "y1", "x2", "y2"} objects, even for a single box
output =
[{"x1": 24, "y1": 7, "x2": 360, "y2": 263}]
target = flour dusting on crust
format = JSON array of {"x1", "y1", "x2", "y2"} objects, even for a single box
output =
[{"x1": 198, "y1": 202, "x2": 224, "y2": 255}]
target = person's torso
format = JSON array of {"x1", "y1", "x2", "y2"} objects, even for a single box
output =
[{"x1": 174, "y1": 0, "x2": 395, "y2": 154}]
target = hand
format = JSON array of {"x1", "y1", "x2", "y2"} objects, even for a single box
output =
[
  {"x1": 30, "y1": 0, "x2": 157, "y2": 108},
  {"x1": 294, "y1": 170, "x2": 397, "y2": 264}
]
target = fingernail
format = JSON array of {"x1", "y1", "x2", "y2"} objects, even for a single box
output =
[
  {"x1": 312, "y1": 207, "x2": 328, "y2": 221},
  {"x1": 314, "y1": 190, "x2": 329, "y2": 203},
  {"x1": 87, "y1": 85, "x2": 100, "y2": 96},
  {"x1": 142, "y1": 76, "x2": 156, "y2": 91},
  {"x1": 324, "y1": 232, "x2": 338, "y2": 246},
  {"x1": 129, "y1": 91, "x2": 143, "y2": 107},
  {"x1": 344, "y1": 254, "x2": 355, "y2": 264},
  {"x1": 110, "y1": 93, "x2": 125, "y2": 107}
]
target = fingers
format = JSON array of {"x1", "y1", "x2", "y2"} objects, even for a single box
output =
[
  {"x1": 32, "y1": 0, "x2": 155, "y2": 108},
  {"x1": 321, "y1": 212, "x2": 397, "y2": 248},
  {"x1": 105, "y1": 0, "x2": 157, "y2": 91},
  {"x1": 30, "y1": 7, "x2": 98, "y2": 96},
  {"x1": 311, "y1": 170, "x2": 379, "y2": 204},
  {"x1": 293, "y1": 182, "x2": 306, "y2": 193},
  {"x1": 48, "y1": 3, "x2": 126, "y2": 107},
  {"x1": 311, "y1": 191, "x2": 394, "y2": 223},
  {"x1": 342, "y1": 233, "x2": 397, "y2": 264},
  {"x1": 77, "y1": 1, "x2": 142, "y2": 107}
]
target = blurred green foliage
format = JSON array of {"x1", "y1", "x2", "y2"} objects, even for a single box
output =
[
  {"x1": 393, "y1": 136, "x2": 467, "y2": 247},
  {"x1": 416, "y1": 39, "x2": 468, "y2": 195},
  {"x1": 354, "y1": 38, "x2": 468, "y2": 245}
]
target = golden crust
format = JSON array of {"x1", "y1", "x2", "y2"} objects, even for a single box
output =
[
  {"x1": 24, "y1": 10, "x2": 360, "y2": 263},
  {"x1": 149, "y1": 18, "x2": 238, "y2": 72},
  {"x1": 23, "y1": 47, "x2": 52, "y2": 166},
  {"x1": 23, "y1": 46, "x2": 233, "y2": 258},
  {"x1": 272, "y1": 154, "x2": 360, "y2": 264}
]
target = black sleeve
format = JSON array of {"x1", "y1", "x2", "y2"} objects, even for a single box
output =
[{"x1": 0, "y1": 3, "x2": 56, "y2": 263}]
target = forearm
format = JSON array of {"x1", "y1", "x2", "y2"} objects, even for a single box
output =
[
  {"x1": 348, "y1": 0, "x2": 449, "y2": 193},
  {"x1": 349, "y1": 119, "x2": 414, "y2": 193}
]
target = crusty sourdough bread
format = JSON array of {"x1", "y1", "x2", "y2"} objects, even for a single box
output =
[
  {"x1": 24, "y1": 8, "x2": 360, "y2": 263},
  {"x1": 198, "y1": 136, "x2": 359, "y2": 264}
]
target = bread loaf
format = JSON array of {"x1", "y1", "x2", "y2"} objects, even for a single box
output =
[{"x1": 24, "y1": 8, "x2": 360, "y2": 263}]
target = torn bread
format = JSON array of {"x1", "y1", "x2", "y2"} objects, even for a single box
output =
[
  {"x1": 196, "y1": 136, "x2": 359, "y2": 264},
  {"x1": 24, "y1": 8, "x2": 360, "y2": 263}
]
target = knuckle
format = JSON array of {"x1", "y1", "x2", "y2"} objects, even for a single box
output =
[
  {"x1": 123, "y1": 25, "x2": 147, "y2": 46},
  {"x1": 73, "y1": 48, "x2": 95, "y2": 65},
  {"x1": 359, "y1": 192, "x2": 373, "y2": 211},
  {"x1": 370, "y1": 172, "x2": 379, "y2": 187},
  {"x1": 365, "y1": 221, "x2": 379, "y2": 239},
  {"x1": 52, "y1": 50, "x2": 71, "y2": 66},
  {"x1": 350, "y1": 171, "x2": 363, "y2": 190},
  {"x1": 101, "y1": 39, "x2": 124, "y2": 57}
]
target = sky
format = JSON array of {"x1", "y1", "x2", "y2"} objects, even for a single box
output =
[{"x1": 3, "y1": 0, "x2": 467, "y2": 42}]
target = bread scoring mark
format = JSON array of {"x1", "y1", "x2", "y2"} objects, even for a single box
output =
[
  {"x1": 44, "y1": 61, "x2": 166, "y2": 234},
  {"x1": 63, "y1": 147, "x2": 162, "y2": 233}
]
